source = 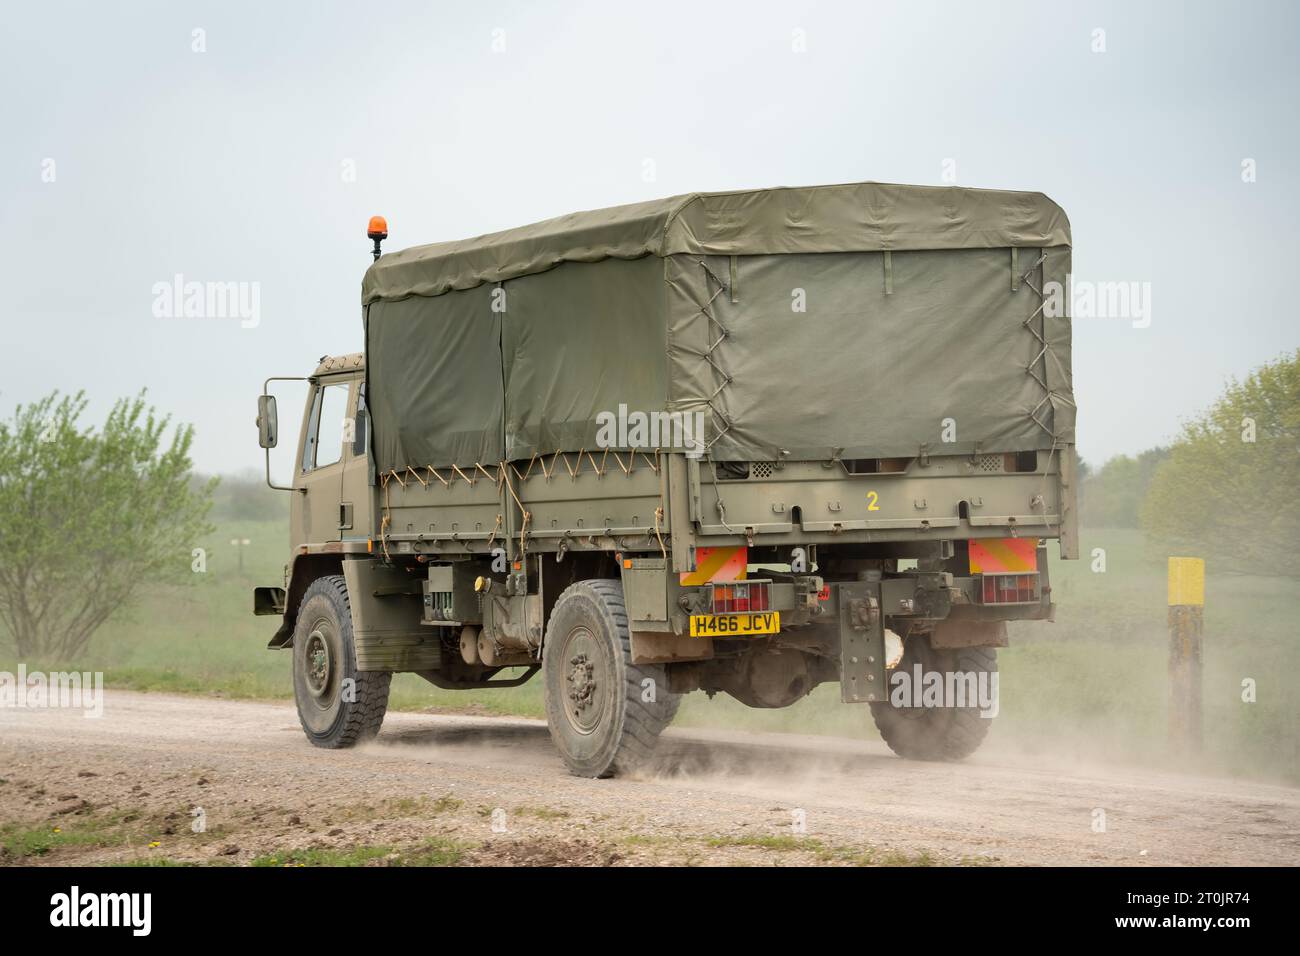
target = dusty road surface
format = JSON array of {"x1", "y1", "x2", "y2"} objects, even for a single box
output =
[{"x1": 2, "y1": 691, "x2": 1297, "y2": 866}]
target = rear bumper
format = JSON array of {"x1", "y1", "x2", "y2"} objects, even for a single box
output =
[{"x1": 680, "y1": 569, "x2": 1053, "y2": 630}]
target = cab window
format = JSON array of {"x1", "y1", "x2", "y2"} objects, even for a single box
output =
[{"x1": 303, "y1": 383, "x2": 349, "y2": 471}]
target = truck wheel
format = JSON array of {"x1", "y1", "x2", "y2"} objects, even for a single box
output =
[
  {"x1": 868, "y1": 636, "x2": 996, "y2": 761},
  {"x1": 292, "y1": 574, "x2": 391, "y2": 749},
  {"x1": 542, "y1": 579, "x2": 680, "y2": 778}
]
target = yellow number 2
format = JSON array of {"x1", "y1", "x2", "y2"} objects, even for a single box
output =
[{"x1": 866, "y1": 490, "x2": 880, "y2": 512}]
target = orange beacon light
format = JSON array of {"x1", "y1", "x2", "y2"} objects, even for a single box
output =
[{"x1": 368, "y1": 215, "x2": 388, "y2": 261}]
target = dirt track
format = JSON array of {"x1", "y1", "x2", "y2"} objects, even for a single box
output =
[{"x1": 2, "y1": 691, "x2": 1298, "y2": 866}]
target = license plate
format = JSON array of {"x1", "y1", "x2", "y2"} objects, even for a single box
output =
[{"x1": 689, "y1": 612, "x2": 780, "y2": 637}]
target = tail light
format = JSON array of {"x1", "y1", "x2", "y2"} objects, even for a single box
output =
[
  {"x1": 709, "y1": 580, "x2": 770, "y2": 614},
  {"x1": 979, "y1": 573, "x2": 1039, "y2": 604}
]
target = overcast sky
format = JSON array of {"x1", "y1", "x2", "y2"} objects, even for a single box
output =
[{"x1": 2, "y1": 0, "x2": 1296, "y2": 475}]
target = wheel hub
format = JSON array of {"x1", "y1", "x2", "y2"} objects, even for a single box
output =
[
  {"x1": 305, "y1": 628, "x2": 333, "y2": 700},
  {"x1": 568, "y1": 653, "x2": 596, "y2": 710},
  {"x1": 561, "y1": 628, "x2": 604, "y2": 734}
]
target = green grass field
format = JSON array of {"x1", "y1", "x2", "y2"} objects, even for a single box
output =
[{"x1": 5, "y1": 520, "x2": 1297, "y2": 785}]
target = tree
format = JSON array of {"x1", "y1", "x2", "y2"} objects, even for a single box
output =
[
  {"x1": 1141, "y1": 350, "x2": 1300, "y2": 575},
  {"x1": 1080, "y1": 447, "x2": 1170, "y2": 527},
  {"x1": 0, "y1": 392, "x2": 216, "y2": 658}
]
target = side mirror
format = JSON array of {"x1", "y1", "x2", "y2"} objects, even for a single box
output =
[{"x1": 257, "y1": 394, "x2": 278, "y2": 449}]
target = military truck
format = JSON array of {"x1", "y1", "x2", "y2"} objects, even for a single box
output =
[{"x1": 254, "y1": 182, "x2": 1077, "y2": 777}]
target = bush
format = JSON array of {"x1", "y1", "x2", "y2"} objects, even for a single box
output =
[
  {"x1": 1080, "y1": 447, "x2": 1169, "y2": 528},
  {"x1": 0, "y1": 392, "x2": 215, "y2": 658},
  {"x1": 1141, "y1": 350, "x2": 1300, "y2": 575}
]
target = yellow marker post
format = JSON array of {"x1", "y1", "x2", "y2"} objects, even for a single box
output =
[
  {"x1": 1167, "y1": 557, "x2": 1205, "y2": 754},
  {"x1": 1168, "y1": 556, "x2": 1205, "y2": 607}
]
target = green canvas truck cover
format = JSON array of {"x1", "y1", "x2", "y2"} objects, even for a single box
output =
[{"x1": 362, "y1": 182, "x2": 1073, "y2": 472}]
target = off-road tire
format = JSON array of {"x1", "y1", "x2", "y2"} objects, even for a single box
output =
[
  {"x1": 869, "y1": 636, "x2": 996, "y2": 761},
  {"x1": 542, "y1": 579, "x2": 680, "y2": 778},
  {"x1": 292, "y1": 574, "x2": 391, "y2": 749}
]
